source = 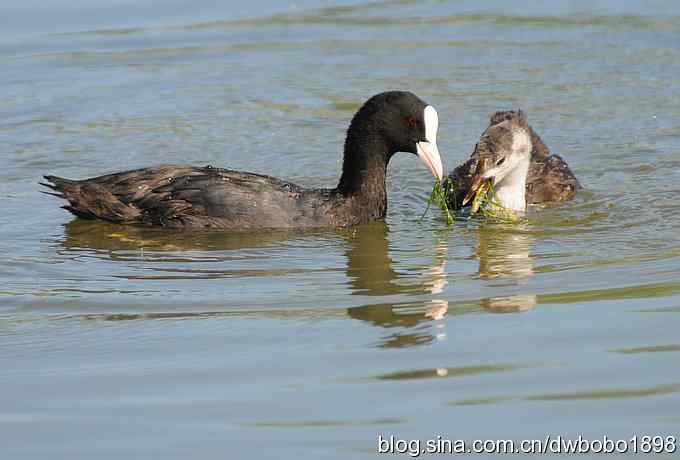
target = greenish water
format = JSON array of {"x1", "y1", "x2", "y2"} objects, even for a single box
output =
[{"x1": 2, "y1": 1, "x2": 680, "y2": 458}]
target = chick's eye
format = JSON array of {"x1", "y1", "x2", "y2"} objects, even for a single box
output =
[
  {"x1": 407, "y1": 116, "x2": 417, "y2": 127},
  {"x1": 496, "y1": 157, "x2": 506, "y2": 166}
]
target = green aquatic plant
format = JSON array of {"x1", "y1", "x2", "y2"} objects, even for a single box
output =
[
  {"x1": 422, "y1": 177, "x2": 520, "y2": 225},
  {"x1": 471, "y1": 179, "x2": 521, "y2": 222},
  {"x1": 421, "y1": 176, "x2": 457, "y2": 225}
]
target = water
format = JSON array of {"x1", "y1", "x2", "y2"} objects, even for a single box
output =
[{"x1": 2, "y1": 0, "x2": 680, "y2": 458}]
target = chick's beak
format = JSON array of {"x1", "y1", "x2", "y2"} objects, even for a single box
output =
[
  {"x1": 462, "y1": 157, "x2": 492, "y2": 206},
  {"x1": 416, "y1": 141, "x2": 443, "y2": 180},
  {"x1": 462, "y1": 175, "x2": 486, "y2": 206}
]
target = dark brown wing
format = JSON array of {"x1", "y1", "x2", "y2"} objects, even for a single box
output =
[
  {"x1": 42, "y1": 165, "x2": 331, "y2": 229},
  {"x1": 526, "y1": 155, "x2": 581, "y2": 204},
  {"x1": 42, "y1": 166, "x2": 200, "y2": 222}
]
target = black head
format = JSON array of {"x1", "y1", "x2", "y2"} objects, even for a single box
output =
[{"x1": 343, "y1": 91, "x2": 443, "y2": 182}]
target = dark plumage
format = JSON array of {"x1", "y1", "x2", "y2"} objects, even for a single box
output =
[
  {"x1": 446, "y1": 110, "x2": 580, "y2": 210},
  {"x1": 42, "y1": 91, "x2": 443, "y2": 230}
]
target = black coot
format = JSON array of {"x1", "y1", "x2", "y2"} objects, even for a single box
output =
[{"x1": 43, "y1": 91, "x2": 443, "y2": 230}]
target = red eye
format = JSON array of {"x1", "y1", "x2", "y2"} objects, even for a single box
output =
[{"x1": 407, "y1": 116, "x2": 417, "y2": 127}]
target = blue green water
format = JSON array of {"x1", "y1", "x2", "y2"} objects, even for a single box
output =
[{"x1": 2, "y1": 1, "x2": 680, "y2": 458}]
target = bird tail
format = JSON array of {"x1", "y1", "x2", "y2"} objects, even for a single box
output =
[
  {"x1": 40, "y1": 175, "x2": 94, "y2": 218},
  {"x1": 41, "y1": 174, "x2": 142, "y2": 222},
  {"x1": 40, "y1": 175, "x2": 75, "y2": 198}
]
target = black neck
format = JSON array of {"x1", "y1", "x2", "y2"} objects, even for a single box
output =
[{"x1": 336, "y1": 123, "x2": 391, "y2": 198}]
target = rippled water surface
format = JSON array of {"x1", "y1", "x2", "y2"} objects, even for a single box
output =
[{"x1": 2, "y1": 0, "x2": 680, "y2": 458}]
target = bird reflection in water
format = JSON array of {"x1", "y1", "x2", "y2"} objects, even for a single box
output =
[
  {"x1": 60, "y1": 219, "x2": 450, "y2": 347},
  {"x1": 60, "y1": 218, "x2": 298, "y2": 253},
  {"x1": 476, "y1": 222, "x2": 538, "y2": 313},
  {"x1": 343, "y1": 222, "x2": 451, "y2": 347},
  {"x1": 59, "y1": 218, "x2": 536, "y2": 347}
]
